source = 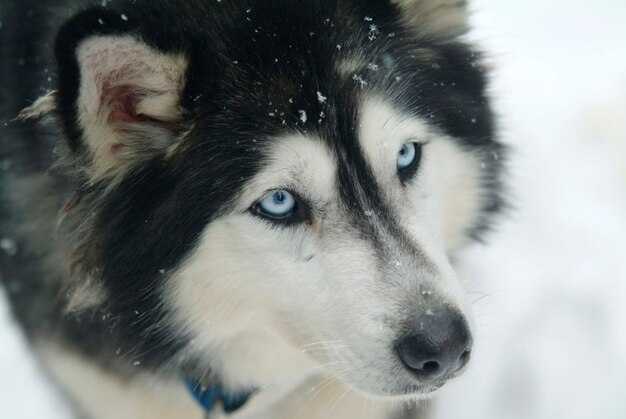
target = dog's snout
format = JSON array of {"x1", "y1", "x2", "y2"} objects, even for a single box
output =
[{"x1": 395, "y1": 308, "x2": 472, "y2": 382}]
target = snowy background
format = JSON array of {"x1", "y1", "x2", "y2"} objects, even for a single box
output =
[{"x1": 1, "y1": 0, "x2": 626, "y2": 418}]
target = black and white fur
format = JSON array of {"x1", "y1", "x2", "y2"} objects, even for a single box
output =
[{"x1": 0, "y1": 0, "x2": 505, "y2": 418}]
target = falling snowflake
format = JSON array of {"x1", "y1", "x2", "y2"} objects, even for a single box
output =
[{"x1": 368, "y1": 24, "x2": 379, "y2": 41}]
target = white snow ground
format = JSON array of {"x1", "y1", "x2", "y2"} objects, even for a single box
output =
[{"x1": 1, "y1": 1, "x2": 625, "y2": 418}]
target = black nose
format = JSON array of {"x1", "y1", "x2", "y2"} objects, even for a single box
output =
[{"x1": 395, "y1": 307, "x2": 472, "y2": 381}]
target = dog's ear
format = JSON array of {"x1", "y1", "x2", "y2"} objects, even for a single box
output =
[
  {"x1": 53, "y1": 9, "x2": 189, "y2": 180},
  {"x1": 391, "y1": 0, "x2": 469, "y2": 42}
]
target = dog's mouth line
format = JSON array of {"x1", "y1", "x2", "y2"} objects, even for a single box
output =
[
  {"x1": 332, "y1": 373, "x2": 449, "y2": 401},
  {"x1": 342, "y1": 386, "x2": 442, "y2": 403}
]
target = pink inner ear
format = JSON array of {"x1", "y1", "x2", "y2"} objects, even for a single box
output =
[
  {"x1": 103, "y1": 83, "x2": 177, "y2": 131},
  {"x1": 81, "y1": 39, "x2": 182, "y2": 128},
  {"x1": 105, "y1": 84, "x2": 143, "y2": 124},
  {"x1": 75, "y1": 37, "x2": 187, "y2": 173},
  {"x1": 110, "y1": 110, "x2": 135, "y2": 123}
]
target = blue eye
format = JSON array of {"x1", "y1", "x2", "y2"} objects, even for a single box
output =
[
  {"x1": 397, "y1": 143, "x2": 417, "y2": 170},
  {"x1": 257, "y1": 190, "x2": 297, "y2": 218}
]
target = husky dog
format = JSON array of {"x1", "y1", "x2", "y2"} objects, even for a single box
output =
[{"x1": 0, "y1": 0, "x2": 505, "y2": 418}]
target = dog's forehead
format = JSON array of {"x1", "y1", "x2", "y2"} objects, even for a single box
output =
[
  {"x1": 201, "y1": 1, "x2": 491, "y2": 147},
  {"x1": 240, "y1": 98, "x2": 415, "y2": 194},
  {"x1": 190, "y1": 1, "x2": 411, "y2": 134},
  {"x1": 191, "y1": 2, "x2": 492, "y2": 155}
]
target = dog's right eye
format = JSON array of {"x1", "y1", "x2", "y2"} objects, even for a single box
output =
[{"x1": 251, "y1": 190, "x2": 309, "y2": 224}]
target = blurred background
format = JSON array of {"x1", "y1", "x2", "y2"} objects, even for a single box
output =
[{"x1": 1, "y1": 0, "x2": 625, "y2": 418}]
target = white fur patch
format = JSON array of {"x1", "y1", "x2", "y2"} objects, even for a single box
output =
[
  {"x1": 19, "y1": 90, "x2": 57, "y2": 120},
  {"x1": 38, "y1": 343, "x2": 397, "y2": 419},
  {"x1": 335, "y1": 58, "x2": 367, "y2": 79},
  {"x1": 37, "y1": 343, "x2": 201, "y2": 419},
  {"x1": 391, "y1": 0, "x2": 468, "y2": 40},
  {"x1": 65, "y1": 277, "x2": 107, "y2": 312}
]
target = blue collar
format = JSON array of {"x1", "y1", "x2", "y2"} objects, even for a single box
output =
[{"x1": 184, "y1": 377, "x2": 254, "y2": 415}]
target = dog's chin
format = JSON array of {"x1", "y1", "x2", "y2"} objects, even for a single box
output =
[
  {"x1": 343, "y1": 378, "x2": 446, "y2": 401},
  {"x1": 394, "y1": 382, "x2": 445, "y2": 399}
]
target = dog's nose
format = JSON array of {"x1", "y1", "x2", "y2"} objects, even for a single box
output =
[{"x1": 395, "y1": 307, "x2": 472, "y2": 382}]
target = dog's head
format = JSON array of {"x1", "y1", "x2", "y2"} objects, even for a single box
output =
[{"x1": 45, "y1": 0, "x2": 504, "y2": 398}]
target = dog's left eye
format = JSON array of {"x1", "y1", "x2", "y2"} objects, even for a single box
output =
[
  {"x1": 397, "y1": 142, "x2": 422, "y2": 181},
  {"x1": 254, "y1": 190, "x2": 298, "y2": 220}
]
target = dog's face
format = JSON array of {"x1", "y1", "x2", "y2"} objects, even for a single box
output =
[
  {"x1": 47, "y1": 0, "x2": 504, "y2": 399},
  {"x1": 171, "y1": 100, "x2": 487, "y2": 397}
]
